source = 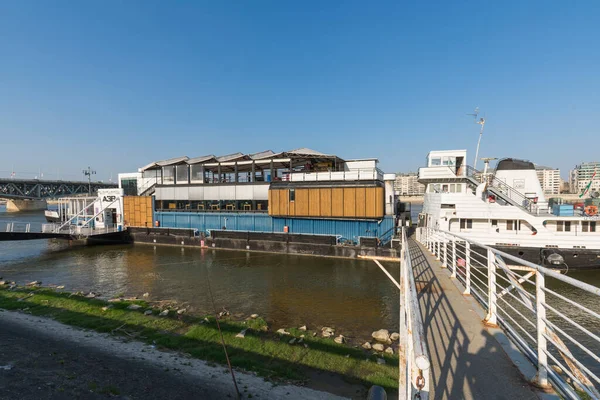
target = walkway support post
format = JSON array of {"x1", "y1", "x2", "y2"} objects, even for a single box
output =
[
  {"x1": 485, "y1": 248, "x2": 498, "y2": 325},
  {"x1": 442, "y1": 232, "x2": 448, "y2": 268},
  {"x1": 464, "y1": 241, "x2": 471, "y2": 295},
  {"x1": 536, "y1": 270, "x2": 548, "y2": 387}
]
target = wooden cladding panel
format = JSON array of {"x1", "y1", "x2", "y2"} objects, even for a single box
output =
[
  {"x1": 355, "y1": 187, "x2": 366, "y2": 217},
  {"x1": 320, "y1": 188, "x2": 332, "y2": 217},
  {"x1": 124, "y1": 196, "x2": 153, "y2": 227},
  {"x1": 375, "y1": 187, "x2": 384, "y2": 217},
  {"x1": 365, "y1": 187, "x2": 377, "y2": 218},
  {"x1": 343, "y1": 188, "x2": 356, "y2": 217},
  {"x1": 268, "y1": 187, "x2": 384, "y2": 219},
  {"x1": 309, "y1": 189, "x2": 320, "y2": 216},
  {"x1": 295, "y1": 189, "x2": 309, "y2": 216},
  {"x1": 331, "y1": 188, "x2": 344, "y2": 217}
]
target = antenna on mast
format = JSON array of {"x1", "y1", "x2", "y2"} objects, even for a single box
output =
[{"x1": 466, "y1": 107, "x2": 486, "y2": 170}]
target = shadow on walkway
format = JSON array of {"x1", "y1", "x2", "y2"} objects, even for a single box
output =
[{"x1": 408, "y1": 240, "x2": 537, "y2": 400}]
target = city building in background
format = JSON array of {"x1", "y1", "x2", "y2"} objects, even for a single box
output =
[
  {"x1": 394, "y1": 172, "x2": 425, "y2": 196},
  {"x1": 535, "y1": 165, "x2": 561, "y2": 195},
  {"x1": 572, "y1": 161, "x2": 600, "y2": 195},
  {"x1": 569, "y1": 169, "x2": 579, "y2": 194}
]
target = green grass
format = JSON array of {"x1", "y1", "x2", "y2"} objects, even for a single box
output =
[{"x1": 0, "y1": 285, "x2": 398, "y2": 391}]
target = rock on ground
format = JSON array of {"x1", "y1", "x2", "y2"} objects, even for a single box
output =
[
  {"x1": 235, "y1": 329, "x2": 247, "y2": 339},
  {"x1": 390, "y1": 332, "x2": 400, "y2": 341},
  {"x1": 334, "y1": 335, "x2": 345, "y2": 344},
  {"x1": 127, "y1": 304, "x2": 142, "y2": 310},
  {"x1": 385, "y1": 347, "x2": 394, "y2": 354},
  {"x1": 362, "y1": 342, "x2": 372, "y2": 350},
  {"x1": 276, "y1": 328, "x2": 290, "y2": 335},
  {"x1": 371, "y1": 329, "x2": 390, "y2": 343},
  {"x1": 372, "y1": 343, "x2": 385, "y2": 352}
]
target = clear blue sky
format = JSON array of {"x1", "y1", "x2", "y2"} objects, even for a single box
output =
[{"x1": 1, "y1": 0, "x2": 598, "y2": 181}]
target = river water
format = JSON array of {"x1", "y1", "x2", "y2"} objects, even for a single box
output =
[{"x1": 0, "y1": 204, "x2": 400, "y2": 341}]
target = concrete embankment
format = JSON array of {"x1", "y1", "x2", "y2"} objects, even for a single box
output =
[{"x1": 5, "y1": 199, "x2": 47, "y2": 212}]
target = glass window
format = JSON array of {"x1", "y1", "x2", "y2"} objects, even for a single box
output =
[
  {"x1": 592, "y1": 221, "x2": 597, "y2": 232},
  {"x1": 557, "y1": 221, "x2": 563, "y2": 232},
  {"x1": 467, "y1": 219, "x2": 472, "y2": 229},
  {"x1": 583, "y1": 221, "x2": 589, "y2": 232},
  {"x1": 565, "y1": 221, "x2": 571, "y2": 232},
  {"x1": 190, "y1": 165, "x2": 204, "y2": 182},
  {"x1": 430, "y1": 157, "x2": 441, "y2": 166},
  {"x1": 163, "y1": 166, "x2": 175, "y2": 184},
  {"x1": 507, "y1": 220, "x2": 515, "y2": 230},
  {"x1": 289, "y1": 188, "x2": 295, "y2": 202},
  {"x1": 176, "y1": 165, "x2": 188, "y2": 184},
  {"x1": 121, "y1": 178, "x2": 138, "y2": 196}
]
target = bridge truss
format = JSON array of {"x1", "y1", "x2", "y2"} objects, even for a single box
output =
[{"x1": 0, "y1": 178, "x2": 117, "y2": 200}]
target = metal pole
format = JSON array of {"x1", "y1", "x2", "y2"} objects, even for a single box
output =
[
  {"x1": 451, "y1": 237, "x2": 457, "y2": 278},
  {"x1": 442, "y1": 233, "x2": 448, "y2": 268},
  {"x1": 536, "y1": 271, "x2": 548, "y2": 387},
  {"x1": 464, "y1": 242, "x2": 471, "y2": 295},
  {"x1": 485, "y1": 248, "x2": 497, "y2": 325}
]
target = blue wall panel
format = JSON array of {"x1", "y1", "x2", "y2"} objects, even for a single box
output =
[{"x1": 155, "y1": 212, "x2": 394, "y2": 241}]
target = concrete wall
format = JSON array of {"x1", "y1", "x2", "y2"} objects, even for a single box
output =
[{"x1": 5, "y1": 199, "x2": 47, "y2": 212}]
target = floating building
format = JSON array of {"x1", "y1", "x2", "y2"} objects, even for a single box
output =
[{"x1": 118, "y1": 148, "x2": 398, "y2": 245}]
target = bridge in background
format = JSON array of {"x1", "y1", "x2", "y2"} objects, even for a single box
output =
[{"x1": 0, "y1": 178, "x2": 117, "y2": 200}]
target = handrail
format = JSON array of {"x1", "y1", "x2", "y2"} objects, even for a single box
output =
[
  {"x1": 399, "y1": 227, "x2": 431, "y2": 399},
  {"x1": 417, "y1": 226, "x2": 600, "y2": 399}
]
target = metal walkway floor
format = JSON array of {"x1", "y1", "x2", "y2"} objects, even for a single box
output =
[{"x1": 408, "y1": 239, "x2": 540, "y2": 400}]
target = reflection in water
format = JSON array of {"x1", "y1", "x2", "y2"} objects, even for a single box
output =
[{"x1": 0, "y1": 206, "x2": 400, "y2": 340}]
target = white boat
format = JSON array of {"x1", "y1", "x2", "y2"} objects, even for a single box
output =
[
  {"x1": 44, "y1": 209, "x2": 60, "y2": 223},
  {"x1": 418, "y1": 149, "x2": 600, "y2": 269}
]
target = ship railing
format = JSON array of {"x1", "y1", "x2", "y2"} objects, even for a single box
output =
[
  {"x1": 416, "y1": 227, "x2": 600, "y2": 399},
  {"x1": 399, "y1": 226, "x2": 431, "y2": 399}
]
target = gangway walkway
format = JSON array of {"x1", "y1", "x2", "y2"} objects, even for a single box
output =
[{"x1": 407, "y1": 238, "x2": 539, "y2": 399}]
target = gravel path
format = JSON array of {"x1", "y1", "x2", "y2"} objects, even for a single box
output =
[{"x1": 0, "y1": 310, "x2": 348, "y2": 399}]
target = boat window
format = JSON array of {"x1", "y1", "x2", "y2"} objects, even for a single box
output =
[
  {"x1": 455, "y1": 184, "x2": 462, "y2": 192},
  {"x1": 442, "y1": 184, "x2": 449, "y2": 193},
  {"x1": 459, "y1": 219, "x2": 472, "y2": 229},
  {"x1": 564, "y1": 221, "x2": 571, "y2": 232},
  {"x1": 592, "y1": 221, "x2": 597, "y2": 232},
  {"x1": 441, "y1": 204, "x2": 455, "y2": 209},
  {"x1": 429, "y1": 184, "x2": 441, "y2": 193},
  {"x1": 289, "y1": 188, "x2": 295, "y2": 202},
  {"x1": 442, "y1": 156, "x2": 456, "y2": 166},
  {"x1": 491, "y1": 220, "x2": 498, "y2": 226},
  {"x1": 507, "y1": 220, "x2": 514, "y2": 230},
  {"x1": 430, "y1": 157, "x2": 442, "y2": 166},
  {"x1": 176, "y1": 165, "x2": 189, "y2": 184},
  {"x1": 583, "y1": 221, "x2": 589, "y2": 232},
  {"x1": 557, "y1": 221, "x2": 563, "y2": 232}
]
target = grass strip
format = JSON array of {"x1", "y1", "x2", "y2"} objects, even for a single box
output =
[{"x1": 0, "y1": 285, "x2": 399, "y2": 391}]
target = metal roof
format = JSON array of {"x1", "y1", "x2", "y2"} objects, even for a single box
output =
[
  {"x1": 249, "y1": 150, "x2": 275, "y2": 160},
  {"x1": 286, "y1": 147, "x2": 334, "y2": 157},
  {"x1": 141, "y1": 156, "x2": 189, "y2": 171},
  {"x1": 187, "y1": 155, "x2": 217, "y2": 165},
  {"x1": 216, "y1": 152, "x2": 249, "y2": 162}
]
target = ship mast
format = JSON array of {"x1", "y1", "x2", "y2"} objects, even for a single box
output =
[{"x1": 467, "y1": 107, "x2": 486, "y2": 170}]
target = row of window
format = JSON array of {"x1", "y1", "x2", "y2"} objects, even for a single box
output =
[
  {"x1": 456, "y1": 218, "x2": 597, "y2": 233},
  {"x1": 156, "y1": 200, "x2": 268, "y2": 212},
  {"x1": 429, "y1": 183, "x2": 463, "y2": 193}
]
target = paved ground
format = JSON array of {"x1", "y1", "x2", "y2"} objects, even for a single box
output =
[
  {"x1": 408, "y1": 239, "x2": 541, "y2": 400},
  {"x1": 0, "y1": 311, "x2": 346, "y2": 400}
]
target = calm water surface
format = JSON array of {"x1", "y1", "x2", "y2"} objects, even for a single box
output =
[{"x1": 0, "y1": 204, "x2": 400, "y2": 341}]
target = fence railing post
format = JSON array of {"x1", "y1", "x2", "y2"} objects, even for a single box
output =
[
  {"x1": 464, "y1": 241, "x2": 471, "y2": 295},
  {"x1": 442, "y1": 233, "x2": 448, "y2": 268},
  {"x1": 485, "y1": 248, "x2": 498, "y2": 325},
  {"x1": 536, "y1": 270, "x2": 548, "y2": 387},
  {"x1": 451, "y1": 237, "x2": 457, "y2": 278}
]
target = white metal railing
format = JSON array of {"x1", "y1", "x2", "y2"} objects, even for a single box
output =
[
  {"x1": 417, "y1": 227, "x2": 600, "y2": 399},
  {"x1": 399, "y1": 227, "x2": 431, "y2": 399},
  {"x1": 287, "y1": 168, "x2": 384, "y2": 182},
  {"x1": 5, "y1": 222, "x2": 31, "y2": 233}
]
